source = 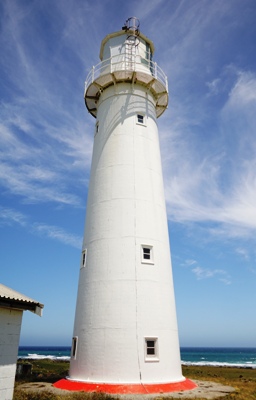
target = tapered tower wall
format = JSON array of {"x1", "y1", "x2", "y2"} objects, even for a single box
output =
[
  {"x1": 69, "y1": 81, "x2": 183, "y2": 384},
  {"x1": 67, "y1": 19, "x2": 187, "y2": 387}
]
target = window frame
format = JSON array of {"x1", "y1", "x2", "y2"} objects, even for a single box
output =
[
  {"x1": 144, "y1": 337, "x2": 159, "y2": 362},
  {"x1": 71, "y1": 336, "x2": 78, "y2": 359},
  {"x1": 94, "y1": 121, "x2": 99, "y2": 136},
  {"x1": 136, "y1": 114, "x2": 146, "y2": 126},
  {"x1": 141, "y1": 245, "x2": 154, "y2": 264},
  {"x1": 81, "y1": 249, "x2": 87, "y2": 269}
]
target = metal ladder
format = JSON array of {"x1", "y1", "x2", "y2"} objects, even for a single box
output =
[{"x1": 123, "y1": 17, "x2": 140, "y2": 72}]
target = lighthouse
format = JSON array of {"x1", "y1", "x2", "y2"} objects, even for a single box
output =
[{"x1": 55, "y1": 17, "x2": 196, "y2": 394}]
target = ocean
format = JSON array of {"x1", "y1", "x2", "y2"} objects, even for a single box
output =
[{"x1": 18, "y1": 346, "x2": 256, "y2": 369}]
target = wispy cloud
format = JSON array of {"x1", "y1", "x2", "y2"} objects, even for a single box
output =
[
  {"x1": 192, "y1": 266, "x2": 231, "y2": 285},
  {"x1": 0, "y1": 207, "x2": 27, "y2": 227},
  {"x1": 227, "y1": 71, "x2": 256, "y2": 106},
  {"x1": 0, "y1": 1, "x2": 93, "y2": 206},
  {"x1": 181, "y1": 258, "x2": 231, "y2": 284},
  {"x1": 0, "y1": 162, "x2": 82, "y2": 206},
  {"x1": 33, "y1": 223, "x2": 82, "y2": 249},
  {"x1": 235, "y1": 247, "x2": 250, "y2": 260},
  {"x1": 0, "y1": 207, "x2": 82, "y2": 248},
  {"x1": 182, "y1": 259, "x2": 197, "y2": 267},
  {"x1": 206, "y1": 78, "x2": 222, "y2": 96},
  {"x1": 1, "y1": 1, "x2": 255, "y2": 242},
  {"x1": 142, "y1": 2, "x2": 256, "y2": 242},
  {"x1": 162, "y1": 68, "x2": 256, "y2": 240}
]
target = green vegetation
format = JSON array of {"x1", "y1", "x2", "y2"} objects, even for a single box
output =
[
  {"x1": 183, "y1": 365, "x2": 256, "y2": 399},
  {"x1": 14, "y1": 360, "x2": 256, "y2": 400},
  {"x1": 16, "y1": 359, "x2": 69, "y2": 383},
  {"x1": 14, "y1": 390, "x2": 116, "y2": 400}
]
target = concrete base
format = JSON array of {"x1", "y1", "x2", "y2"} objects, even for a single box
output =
[{"x1": 53, "y1": 378, "x2": 197, "y2": 394}]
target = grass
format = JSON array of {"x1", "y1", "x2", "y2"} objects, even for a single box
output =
[
  {"x1": 182, "y1": 365, "x2": 256, "y2": 399},
  {"x1": 14, "y1": 390, "x2": 116, "y2": 400},
  {"x1": 16, "y1": 359, "x2": 69, "y2": 383},
  {"x1": 14, "y1": 360, "x2": 256, "y2": 400}
]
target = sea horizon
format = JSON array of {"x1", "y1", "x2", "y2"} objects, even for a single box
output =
[{"x1": 18, "y1": 345, "x2": 256, "y2": 369}]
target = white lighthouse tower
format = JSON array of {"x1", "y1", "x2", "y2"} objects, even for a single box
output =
[{"x1": 55, "y1": 17, "x2": 195, "y2": 394}]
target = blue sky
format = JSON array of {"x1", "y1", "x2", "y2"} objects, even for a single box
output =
[{"x1": 1, "y1": 0, "x2": 256, "y2": 347}]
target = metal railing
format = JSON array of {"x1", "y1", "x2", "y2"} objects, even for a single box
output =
[{"x1": 84, "y1": 54, "x2": 168, "y2": 94}]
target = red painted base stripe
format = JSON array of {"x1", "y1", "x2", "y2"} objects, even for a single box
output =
[{"x1": 53, "y1": 378, "x2": 197, "y2": 394}]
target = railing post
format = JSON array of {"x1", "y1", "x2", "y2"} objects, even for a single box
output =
[
  {"x1": 165, "y1": 76, "x2": 168, "y2": 92},
  {"x1": 154, "y1": 62, "x2": 158, "y2": 79}
]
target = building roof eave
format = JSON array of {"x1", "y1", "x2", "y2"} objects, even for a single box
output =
[{"x1": 0, "y1": 283, "x2": 44, "y2": 316}]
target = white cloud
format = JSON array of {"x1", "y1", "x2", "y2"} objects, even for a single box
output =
[
  {"x1": 235, "y1": 247, "x2": 249, "y2": 260},
  {"x1": 0, "y1": 1, "x2": 94, "y2": 206},
  {"x1": 1, "y1": 0, "x2": 255, "y2": 240},
  {"x1": 0, "y1": 162, "x2": 81, "y2": 206},
  {"x1": 182, "y1": 259, "x2": 197, "y2": 267},
  {"x1": 162, "y1": 69, "x2": 256, "y2": 240},
  {"x1": 0, "y1": 207, "x2": 27, "y2": 227},
  {"x1": 0, "y1": 206, "x2": 82, "y2": 248},
  {"x1": 206, "y1": 78, "x2": 222, "y2": 96},
  {"x1": 33, "y1": 223, "x2": 82, "y2": 249},
  {"x1": 228, "y1": 72, "x2": 256, "y2": 106},
  {"x1": 192, "y1": 266, "x2": 231, "y2": 285},
  {"x1": 180, "y1": 257, "x2": 232, "y2": 285}
]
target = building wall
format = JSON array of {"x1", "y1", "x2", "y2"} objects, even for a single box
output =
[{"x1": 0, "y1": 308, "x2": 23, "y2": 400}]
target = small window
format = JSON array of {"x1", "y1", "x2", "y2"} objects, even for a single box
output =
[
  {"x1": 143, "y1": 248, "x2": 151, "y2": 260},
  {"x1": 95, "y1": 122, "x2": 99, "y2": 136},
  {"x1": 145, "y1": 337, "x2": 159, "y2": 361},
  {"x1": 146, "y1": 340, "x2": 156, "y2": 355},
  {"x1": 71, "y1": 336, "x2": 78, "y2": 359},
  {"x1": 81, "y1": 249, "x2": 87, "y2": 268},
  {"x1": 141, "y1": 245, "x2": 153, "y2": 264},
  {"x1": 137, "y1": 114, "x2": 144, "y2": 124}
]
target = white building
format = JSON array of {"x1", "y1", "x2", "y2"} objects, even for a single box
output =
[
  {"x1": 55, "y1": 17, "x2": 196, "y2": 395},
  {"x1": 0, "y1": 284, "x2": 43, "y2": 400}
]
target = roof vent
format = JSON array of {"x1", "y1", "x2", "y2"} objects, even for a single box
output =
[{"x1": 122, "y1": 17, "x2": 140, "y2": 36}]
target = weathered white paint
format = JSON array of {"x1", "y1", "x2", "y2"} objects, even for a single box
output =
[
  {"x1": 69, "y1": 24, "x2": 184, "y2": 385},
  {"x1": 0, "y1": 308, "x2": 22, "y2": 400}
]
